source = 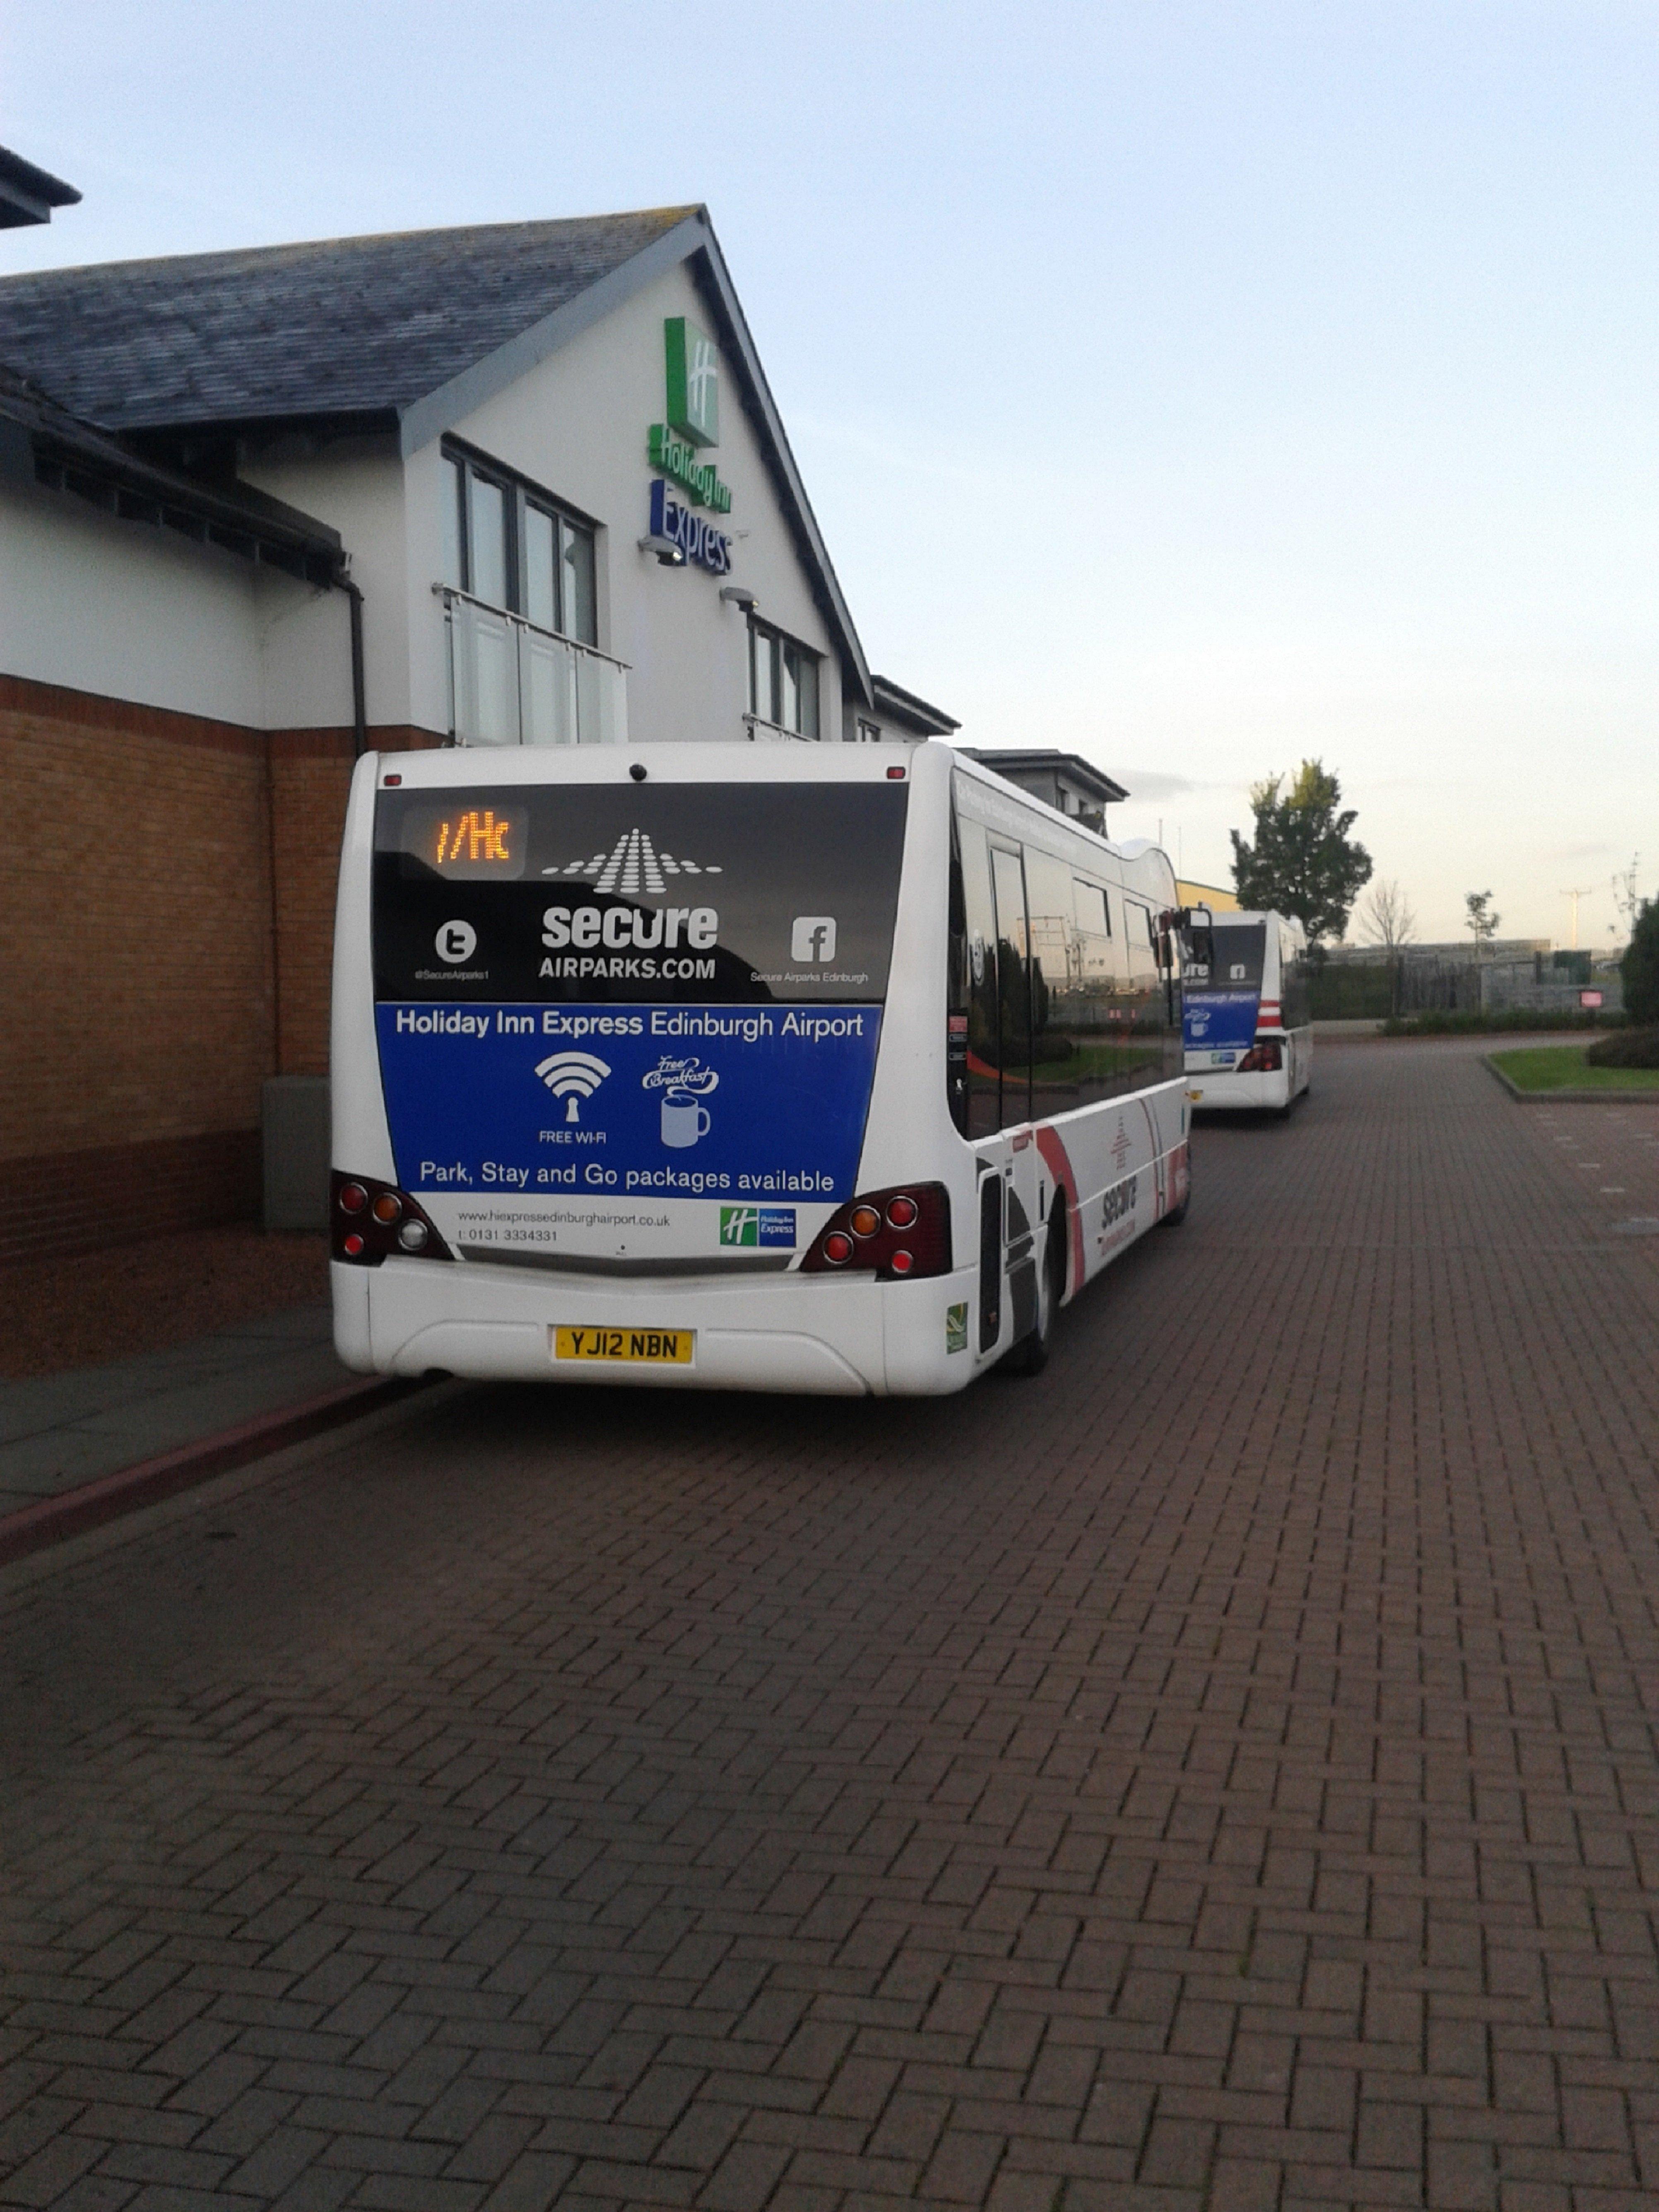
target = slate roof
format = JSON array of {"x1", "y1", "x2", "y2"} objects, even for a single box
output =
[{"x1": 0, "y1": 209, "x2": 694, "y2": 431}]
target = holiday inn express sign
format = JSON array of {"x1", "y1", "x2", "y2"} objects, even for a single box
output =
[
  {"x1": 647, "y1": 317, "x2": 732, "y2": 516},
  {"x1": 667, "y1": 316, "x2": 718, "y2": 446}
]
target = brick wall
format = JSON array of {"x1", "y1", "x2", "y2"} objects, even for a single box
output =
[
  {"x1": 267, "y1": 726, "x2": 445, "y2": 1076},
  {"x1": 0, "y1": 676, "x2": 443, "y2": 1263},
  {"x1": 268, "y1": 731, "x2": 354, "y2": 1079}
]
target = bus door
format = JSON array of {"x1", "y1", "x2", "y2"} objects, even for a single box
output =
[
  {"x1": 953, "y1": 792, "x2": 1040, "y2": 1353},
  {"x1": 989, "y1": 845, "x2": 1040, "y2": 1341}
]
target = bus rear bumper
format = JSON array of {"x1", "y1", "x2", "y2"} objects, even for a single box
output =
[
  {"x1": 332, "y1": 1259, "x2": 983, "y2": 1398},
  {"x1": 1185, "y1": 1069, "x2": 1289, "y2": 1110}
]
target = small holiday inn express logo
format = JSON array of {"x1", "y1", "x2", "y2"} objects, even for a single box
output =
[
  {"x1": 648, "y1": 318, "x2": 732, "y2": 515},
  {"x1": 719, "y1": 1205, "x2": 796, "y2": 1248}
]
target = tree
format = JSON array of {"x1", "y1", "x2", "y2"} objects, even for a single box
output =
[
  {"x1": 1624, "y1": 898, "x2": 1659, "y2": 1026},
  {"x1": 1464, "y1": 890, "x2": 1499, "y2": 958},
  {"x1": 1612, "y1": 855, "x2": 1641, "y2": 943},
  {"x1": 1360, "y1": 878, "x2": 1417, "y2": 1017},
  {"x1": 1229, "y1": 759, "x2": 1372, "y2": 947},
  {"x1": 1361, "y1": 878, "x2": 1417, "y2": 955}
]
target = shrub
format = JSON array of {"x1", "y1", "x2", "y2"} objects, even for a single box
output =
[
  {"x1": 1586, "y1": 1026, "x2": 1659, "y2": 1068},
  {"x1": 1624, "y1": 900, "x2": 1659, "y2": 1026}
]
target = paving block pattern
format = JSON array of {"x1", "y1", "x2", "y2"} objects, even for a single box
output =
[
  {"x1": 1, "y1": 1039, "x2": 1657, "y2": 2210},
  {"x1": 0, "y1": 1304, "x2": 340, "y2": 1514}
]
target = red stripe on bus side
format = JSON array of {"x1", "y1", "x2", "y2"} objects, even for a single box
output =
[{"x1": 1033, "y1": 1125, "x2": 1084, "y2": 1296}]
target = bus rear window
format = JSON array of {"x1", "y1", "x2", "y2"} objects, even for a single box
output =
[
  {"x1": 1196, "y1": 923, "x2": 1266, "y2": 990},
  {"x1": 372, "y1": 781, "x2": 908, "y2": 1004}
]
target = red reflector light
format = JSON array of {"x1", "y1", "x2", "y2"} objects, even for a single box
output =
[
  {"x1": 885, "y1": 764, "x2": 906, "y2": 778},
  {"x1": 383, "y1": 773, "x2": 402, "y2": 786},
  {"x1": 801, "y1": 1183, "x2": 951, "y2": 1279},
  {"x1": 331, "y1": 1172, "x2": 451, "y2": 1267},
  {"x1": 1236, "y1": 1039, "x2": 1284, "y2": 1073}
]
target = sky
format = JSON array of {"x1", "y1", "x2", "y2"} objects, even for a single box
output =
[{"x1": 2, "y1": 0, "x2": 1654, "y2": 947}]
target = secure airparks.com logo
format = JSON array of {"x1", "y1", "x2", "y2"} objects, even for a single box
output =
[{"x1": 719, "y1": 1206, "x2": 796, "y2": 1248}]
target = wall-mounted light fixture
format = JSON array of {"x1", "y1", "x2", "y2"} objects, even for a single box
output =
[
  {"x1": 718, "y1": 584, "x2": 757, "y2": 609},
  {"x1": 638, "y1": 533, "x2": 683, "y2": 565}
]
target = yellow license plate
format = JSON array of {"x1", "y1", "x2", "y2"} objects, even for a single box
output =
[{"x1": 553, "y1": 1325, "x2": 694, "y2": 1365}]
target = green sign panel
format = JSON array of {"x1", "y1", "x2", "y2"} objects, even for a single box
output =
[
  {"x1": 648, "y1": 423, "x2": 731, "y2": 513},
  {"x1": 665, "y1": 316, "x2": 720, "y2": 448}
]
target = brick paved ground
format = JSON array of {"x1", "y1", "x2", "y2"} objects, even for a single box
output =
[{"x1": 2, "y1": 1037, "x2": 1657, "y2": 2212}]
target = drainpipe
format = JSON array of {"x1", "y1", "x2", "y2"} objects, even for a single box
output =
[{"x1": 343, "y1": 574, "x2": 367, "y2": 756}]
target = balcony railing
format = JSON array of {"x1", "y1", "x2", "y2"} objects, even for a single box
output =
[
  {"x1": 742, "y1": 712, "x2": 819, "y2": 743},
  {"x1": 440, "y1": 586, "x2": 628, "y2": 748}
]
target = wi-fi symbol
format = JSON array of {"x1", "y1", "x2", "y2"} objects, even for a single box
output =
[{"x1": 534, "y1": 1051, "x2": 611, "y2": 1123}]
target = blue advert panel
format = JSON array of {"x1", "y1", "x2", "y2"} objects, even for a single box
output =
[
  {"x1": 376, "y1": 1002, "x2": 882, "y2": 1202},
  {"x1": 1184, "y1": 990, "x2": 1260, "y2": 1055}
]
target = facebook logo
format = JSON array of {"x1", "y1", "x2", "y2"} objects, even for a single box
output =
[{"x1": 790, "y1": 916, "x2": 837, "y2": 963}]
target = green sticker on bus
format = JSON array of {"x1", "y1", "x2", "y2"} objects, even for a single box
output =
[{"x1": 946, "y1": 1302, "x2": 968, "y2": 1354}]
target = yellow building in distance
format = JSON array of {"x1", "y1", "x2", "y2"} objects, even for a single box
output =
[{"x1": 1176, "y1": 877, "x2": 1241, "y2": 913}]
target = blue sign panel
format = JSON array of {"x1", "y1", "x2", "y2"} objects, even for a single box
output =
[
  {"x1": 376, "y1": 1002, "x2": 881, "y2": 1203},
  {"x1": 649, "y1": 479, "x2": 732, "y2": 574},
  {"x1": 1184, "y1": 990, "x2": 1259, "y2": 1055}
]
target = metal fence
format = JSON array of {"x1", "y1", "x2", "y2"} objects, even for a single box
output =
[{"x1": 1310, "y1": 955, "x2": 1622, "y2": 1020}]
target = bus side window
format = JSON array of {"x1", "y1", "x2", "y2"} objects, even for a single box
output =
[
  {"x1": 956, "y1": 810, "x2": 1001, "y2": 1140},
  {"x1": 1024, "y1": 846, "x2": 1079, "y2": 1120},
  {"x1": 1282, "y1": 932, "x2": 1311, "y2": 1029},
  {"x1": 1118, "y1": 899, "x2": 1168, "y2": 1088},
  {"x1": 990, "y1": 844, "x2": 1033, "y2": 1130}
]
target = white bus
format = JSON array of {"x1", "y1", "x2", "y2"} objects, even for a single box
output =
[
  {"x1": 1182, "y1": 908, "x2": 1312, "y2": 1113},
  {"x1": 329, "y1": 741, "x2": 1193, "y2": 1396}
]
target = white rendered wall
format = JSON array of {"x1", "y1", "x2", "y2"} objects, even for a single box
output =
[
  {"x1": 0, "y1": 474, "x2": 272, "y2": 726},
  {"x1": 421, "y1": 260, "x2": 847, "y2": 745},
  {"x1": 241, "y1": 442, "x2": 412, "y2": 733}
]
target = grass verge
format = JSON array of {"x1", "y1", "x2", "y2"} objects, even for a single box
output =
[{"x1": 1488, "y1": 1045, "x2": 1659, "y2": 1094}]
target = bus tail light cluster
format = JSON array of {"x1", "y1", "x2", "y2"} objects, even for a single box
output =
[
  {"x1": 800, "y1": 1183, "x2": 951, "y2": 1280},
  {"x1": 1236, "y1": 1040, "x2": 1283, "y2": 1073},
  {"x1": 332, "y1": 1172, "x2": 453, "y2": 1265}
]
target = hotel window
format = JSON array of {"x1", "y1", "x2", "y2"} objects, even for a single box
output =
[
  {"x1": 749, "y1": 617, "x2": 820, "y2": 738},
  {"x1": 441, "y1": 445, "x2": 598, "y2": 647}
]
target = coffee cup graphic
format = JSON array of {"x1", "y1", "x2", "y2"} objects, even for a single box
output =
[{"x1": 661, "y1": 1089, "x2": 711, "y2": 1148}]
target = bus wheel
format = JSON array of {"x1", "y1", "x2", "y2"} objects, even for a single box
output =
[
  {"x1": 1161, "y1": 1155, "x2": 1192, "y2": 1227},
  {"x1": 1008, "y1": 1200, "x2": 1065, "y2": 1376}
]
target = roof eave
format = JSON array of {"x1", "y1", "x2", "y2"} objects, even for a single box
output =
[
  {"x1": 0, "y1": 378, "x2": 347, "y2": 582},
  {"x1": 961, "y1": 748, "x2": 1129, "y2": 806},
  {"x1": 683, "y1": 219, "x2": 873, "y2": 708},
  {"x1": 871, "y1": 673, "x2": 959, "y2": 736},
  {"x1": 0, "y1": 145, "x2": 81, "y2": 229}
]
